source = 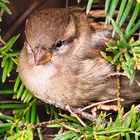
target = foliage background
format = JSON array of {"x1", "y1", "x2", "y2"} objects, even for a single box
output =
[{"x1": 0, "y1": 0, "x2": 140, "y2": 139}]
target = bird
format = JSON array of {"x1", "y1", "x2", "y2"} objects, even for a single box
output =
[{"x1": 18, "y1": 8, "x2": 140, "y2": 110}]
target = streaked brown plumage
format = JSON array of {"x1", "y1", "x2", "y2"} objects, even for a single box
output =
[{"x1": 18, "y1": 8, "x2": 140, "y2": 109}]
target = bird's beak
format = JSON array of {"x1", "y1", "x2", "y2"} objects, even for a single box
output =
[{"x1": 34, "y1": 47, "x2": 53, "y2": 65}]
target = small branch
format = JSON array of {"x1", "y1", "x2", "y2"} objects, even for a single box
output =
[
  {"x1": 88, "y1": 10, "x2": 118, "y2": 18},
  {"x1": 33, "y1": 121, "x2": 48, "y2": 129},
  {"x1": 66, "y1": 105, "x2": 87, "y2": 127},
  {"x1": 64, "y1": 105, "x2": 98, "y2": 122},
  {"x1": 73, "y1": 109, "x2": 97, "y2": 122},
  {"x1": 116, "y1": 77, "x2": 121, "y2": 97},
  {"x1": 0, "y1": 100, "x2": 22, "y2": 104},
  {"x1": 33, "y1": 119, "x2": 67, "y2": 129},
  {"x1": 60, "y1": 122, "x2": 80, "y2": 132},
  {"x1": 108, "y1": 72, "x2": 140, "y2": 87},
  {"x1": 0, "y1": 37, "x2": 6, "y2": 45},
  {"x1": 122, "y1": 104, "x2": 140, "y2": 120},
  {"x1": 108, "y1": 72, "x2": 127, "y2": 77},
  {"x1": 81, "y1": 98, "x2": 123, "y2": 111},
  {"x1": 97, "y1": 104, "x2": 118, "y2": 111},
  {"x1": 0, "y1": 9, "x2": 4, "y2": 17},
  {"x1": 58, "y1": 127, "x2": 64, "y2": 134},
  {"x1": 135, "y1": 80, "x2": 140, "y2": 87}
]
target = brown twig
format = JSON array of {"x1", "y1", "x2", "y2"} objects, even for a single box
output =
[
  {"x1": 60, "y1": 122, "x2": 80, "y2": 132},
  {"x1": 33, "y1": 121, "x2": 49, "y2": 129},
  {"x1": 115, "y1": 68, "x2": 121, "y2": 98},
  {"x1": 65, "y1": 105, "x2": 98, "y2": 122},
  {"x1": 58, "y1": 127, "x2": 64, "y2": 134},
  {"x1": 33, "y1": 119, "x2": 67, "y2": 129},
  {"x1": 81, "y1": 98, "x2": 123, "y2": 111},
  {"x1": 0, "y1": 100, "x2": 22, "y2": 104},
  {"x1": 66, "y1": 105, "x2": 87, "y2": 127},
  {"x1": 135, "y1": 80, "x2": 140, "y2": 87},
  {"x1": 97, "y1": 104, "x2": 118, "y2": 111},
  {"x1": 122, "y1": 104, "x2": 140, "y2": 120},
  {"x1": 88, "y1": 10, "x2": 118, "y2": 18},
  {"x1": 0, "y1": 8, "x2": 5, "y2": 46},
  {"x1": 116, "y1": 77, "x2": 121, "y2": 97},
  {"x1": 108, "y1": 72, "x2": 140, "y2": 87},
  {"x1": 108, "y1": 72, "x2": 127, "y2": 77},
  {"x1": 0, "y1": 9, "x2": 4, "y2": 17}
]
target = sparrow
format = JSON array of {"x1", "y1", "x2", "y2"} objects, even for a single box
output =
[{"x1": 18, "y1": 8, "x2": 140, "y2": 109}]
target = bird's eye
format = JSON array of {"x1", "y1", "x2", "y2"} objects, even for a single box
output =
[{"x1": 55, "y1": 40, "x2": 64, "y2": 48}]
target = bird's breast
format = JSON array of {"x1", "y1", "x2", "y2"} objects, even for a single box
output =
[
  {"x1": 26, "y1": 64, "x2": 75, "y2": 108},
  {"x1": 25, "y1": 63, "x2": 57, "y2": 95}
]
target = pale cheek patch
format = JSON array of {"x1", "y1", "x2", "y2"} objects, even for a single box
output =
[{"x1": 58, "y1": 44, "x2": 70, "y2": 54}]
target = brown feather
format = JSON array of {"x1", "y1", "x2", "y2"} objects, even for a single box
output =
[{"x1": 18, "y1": 8, "x2": 140, "y2": 109}]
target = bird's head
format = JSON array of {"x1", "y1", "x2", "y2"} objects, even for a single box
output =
[{"x1": 23, "y1": 8, "x2": 91, "y2": 66}]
